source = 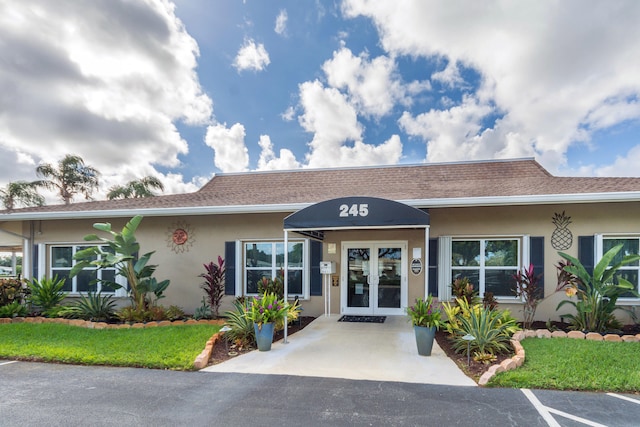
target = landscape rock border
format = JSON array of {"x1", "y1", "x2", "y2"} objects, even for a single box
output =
[
  {"x1": 478, "y1": 329, "x2": 640, "y2": 386},
  {"x1": 0, "y1": 316, "x2": 225, "y2": 369}
]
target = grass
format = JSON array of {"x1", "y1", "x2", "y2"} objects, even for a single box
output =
[
  {"x1": 489, "y1": 338, "x2": 640, "y2": 392},
  {"x1": 0, "y1": 323, "x2": 220, "y2": 370}
]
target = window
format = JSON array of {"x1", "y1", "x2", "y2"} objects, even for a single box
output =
[
  {"x1": 244, "y1": 240, "x2": 307, "y2": 297},
  {"x1": 601, "y1": 237, "x2": 640, "y2": 299},
  {"x1": 451, "y1": 239, "x2": 520, "y2": 298},
  {"x1": 50, "y1": 245, "x2": 119, "y2": 294}
]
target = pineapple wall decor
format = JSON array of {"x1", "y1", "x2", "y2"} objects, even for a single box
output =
[{"x1": 551, "y1": 211, "x2": 573, "y2": 250}]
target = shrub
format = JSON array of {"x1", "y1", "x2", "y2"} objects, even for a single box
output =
[
  {"x1": 27, "y1": 275, "x2": 67, "y2": 312},
  {"x1": 71, "y1": 215, "x2": 170, "y2": 312},
  {"x1": 512, "y1": 264, "x2": 543, "y2": 329},
  {"x1": 443, "y1": 297, "x2": 520, "y2": 363},
  {"x1": 482, "y1": 292, "x2": 498, "y2": 311},
  {"x1": 556, "y1": 244, "x2": 640, "y2": 332},
  {"x1": 146, "y1": 305, "x2": 167, "y2": 321},
  {"x1": 0, "y1": 301, "x2": 28, "y2": 318},
  {"x1": 42, "y1": 305, "x2": 68, "y2": 318},
  {"x1": 193, "y1": 297, "x2": 212, "y2": 320},
  {"x1": 406, "y1": 294, "x2": 442, "y2": 329},
  {"x1": 257, "y1": 274, "x2": 284, "y2": 298},
  {"x1": 223, "y1": 299, "x2": 254, "y2": 348},
  {"x1": 451, "y1": 277, "x2": 479, "y2": 305},
  {"x1": 165, "y1": 305, "x2": 185, "y2": 321},
  {"x1": 200, "y1": 257, "x2": 225, "y2": 318},
  {"x1": 0, "y1": 277, "x2": 27, "y2": 306},
  {"x1": 116, "y1": 306, "x2": 147, "y2": 323},
  {"x1": 60, "y1": 292, "x2": 116, "y2": 322}
]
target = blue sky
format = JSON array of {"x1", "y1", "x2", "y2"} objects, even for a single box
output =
[{"x1": 1, "y1": 1, "x2": 640, "y2": 204}]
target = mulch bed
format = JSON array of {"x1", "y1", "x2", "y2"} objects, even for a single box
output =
[{"x1": 208, "y1": 316, "x2": 316, "y2": 365}]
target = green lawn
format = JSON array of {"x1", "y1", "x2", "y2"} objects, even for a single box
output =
[
  {"x1": 0, "y1": 323, "x2": 220, "y2": 370},
  {"x1": 489, "y1": 338, "x2": 640, "y2": 392}
]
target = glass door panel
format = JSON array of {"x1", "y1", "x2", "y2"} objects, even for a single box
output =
[
  {"x1": 347, "y1": 248, "x2": 371, "y2": 309},
  {"x1": 377, "y1": 247, "x2": 402, "y2": 309},
  {"x1": 342, "y1": 242, "x2": 407, "y2": 315}
]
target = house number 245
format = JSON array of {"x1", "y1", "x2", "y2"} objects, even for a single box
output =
[{"x1": 339, "y1": 203, "x2": 369, "y2": 217}]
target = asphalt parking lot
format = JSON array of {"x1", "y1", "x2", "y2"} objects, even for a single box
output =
[{"x1": 1, "y1": 360, "x2": 639, "y2": 426}]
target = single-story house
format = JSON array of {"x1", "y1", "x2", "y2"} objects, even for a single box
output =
[{"x1": 2, "y1": 158, "x2": 640, "y2": 322}]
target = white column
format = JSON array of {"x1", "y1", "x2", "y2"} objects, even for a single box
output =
[
  {"x1": 283, "y1": 229, "x2": 289, "y2": 344},
  {"x1": 424, "y1": 226, "x2": 430, "y2": 298}
]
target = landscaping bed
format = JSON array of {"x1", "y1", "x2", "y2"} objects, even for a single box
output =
[{"x1": 208, "y1": 316, "x2": 316, "y2": 365}]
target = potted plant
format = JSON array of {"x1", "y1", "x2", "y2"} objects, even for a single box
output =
[
  {"x1": 407, "y1": 294, "x2": 442, "y2": 356},
  {"x1": 245, "y1": 291, "x2": 289, "y2": 351}
]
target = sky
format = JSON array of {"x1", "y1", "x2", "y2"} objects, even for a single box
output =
[{"x1": 1, "y1": 0, "x2": 640, "y2": 205}]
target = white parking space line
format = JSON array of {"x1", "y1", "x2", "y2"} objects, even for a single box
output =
[
  {"x1": 522, "y1": 388, "x2": 611, "y2": 427},
  {"x1": 546, "y1": 407, "x2": 607, "y2": 427},
  {"x1": 607, "y1": 393, "x2": 640, "y2": 405},
  {"x1": 0, "y1": 361, "x2": 17, "y2": 366},
  {"x1": 521, "y1": 389, "x2": 561, "y2": 427}
]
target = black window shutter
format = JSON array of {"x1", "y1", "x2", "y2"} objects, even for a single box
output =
[
  {"x1": 224, "y1": 241, "x2": 236, "y2": 296},
  {"x1": 428, "y1": 238, "x2": 438, "y2": 297},
  {"x1": 529, "y1": 237, "x2": 545, "y2": 297},
  {"x1": 578, "y1": 236, "x2": 595, "y2": 275},
  {"x1": 310, "y1": 240, "x2": 322, "y2": 296}
]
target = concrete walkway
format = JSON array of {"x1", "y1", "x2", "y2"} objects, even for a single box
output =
[{"x1": 201, "y1": 315, "x2": 477, "y2": 386}]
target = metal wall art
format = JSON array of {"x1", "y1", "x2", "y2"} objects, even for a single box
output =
[
  {"x1": 167, "y1": 221, "x2": 195, "y2": 253},
  {"x1": 551, "y1": 211, "x2": 573, "y2": 250}
]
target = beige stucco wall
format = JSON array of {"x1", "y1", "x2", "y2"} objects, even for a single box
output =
[
  {"x1": 430, "y1": 201, "x2": 640, "y2": 323},
  {"x1": 16, "y1": 199, "x2": 640, "y2": 323},
  {"x1": 26, "y1": 213, "x2": 291, "y2": 315}
]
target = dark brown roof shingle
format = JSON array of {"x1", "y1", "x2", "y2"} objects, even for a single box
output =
[{"x1": 3, "y1": 158, "x2": 640, "y2": 217}]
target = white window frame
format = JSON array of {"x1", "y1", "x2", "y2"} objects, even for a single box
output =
[
  {"x1": 49, "y1": 244, "x2": 126, "y2": 296},
  {"x1": 440, "y1": 235, "x2": 525, "y2": 301},
  {"x1": 596, "y1": 234, "x2": 640, "y2": 302},
  {"x1": 243, "y1": 239, "x2": 309, "y2": 299}
]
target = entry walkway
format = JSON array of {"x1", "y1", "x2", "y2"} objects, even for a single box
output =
[{"x1": 201, "y1": 315, "x2": 477, "y2": 386}]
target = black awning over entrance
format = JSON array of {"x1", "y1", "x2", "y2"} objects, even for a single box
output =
[{"x1": 283, "y1": 196, "x2": 429, "y2": 235}]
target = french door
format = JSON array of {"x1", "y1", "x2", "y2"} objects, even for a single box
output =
[{"x1": 341, "y1": 241, "x2": 407, "y2": 315}]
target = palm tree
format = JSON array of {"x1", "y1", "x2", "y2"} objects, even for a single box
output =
[
  {"x1": 0, "y1": 181, "x2": 45, "y2": 210},
  {"x1": 107, "y1": 176, "x2": 165, "y2": 200},
  {"x1": 36, "y1": 154, "x2": 100, "y2": 205}
]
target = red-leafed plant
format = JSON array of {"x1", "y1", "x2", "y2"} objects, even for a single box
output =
[
  {"x1": 513, "y1": 264, "x2": 543, "y2": 329},
  {"x1": 200, "y1": 256, "x2": 226, "y2": 318}
]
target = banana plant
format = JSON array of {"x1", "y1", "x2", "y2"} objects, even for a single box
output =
[
  {"x1": 71, "y1": 215, "x2": 170, "y2": 311},
  {"x1": 557, "y1": 244, "x2": 640, "y2": 332}
]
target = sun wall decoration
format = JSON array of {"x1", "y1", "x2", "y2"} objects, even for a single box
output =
[{"x1": 167, "y1": 221, "x2": 195, "y2": 253}]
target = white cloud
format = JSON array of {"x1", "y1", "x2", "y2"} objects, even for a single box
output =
[
  {"x1": 275, "y1": 9, "x2": 288, "y2": 36},
  {"x1": 399, "y1": 95, "x2": 520, "y2": 162},
  {"x1": 204, "y1": 123, "x2": 249, "y2": 172},
  {"x1": 343, "y1": 0, "x2": 640, "y2": 175},
  {"x1": 322, "y1": 46, "x2": 428, "y2": 118},
  {"x1": 233, "y1": 38, "x2": 271, "y2": 72},
  {"x1": 0, "y1": 0, "x2": 213, "y2": 201},
  {"x1": 281, "y1": 106, "x2": 296, "y2": 121},
  {"x1": 256, "y1": 135, "x2": 301, "y2": 170},
  {"x1": 593, "y1": 145, "x2": 640, "y2": 177},
  {"x1": 431, "y1": 61, "x2": 463, "y2": 88},
  {"x1": 298, "y1": 80, "x2": 402, "y2": 167}
]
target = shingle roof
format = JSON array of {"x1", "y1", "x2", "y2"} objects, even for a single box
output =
[{"x1": 3, "y1": 158, "x2": 640, "y2": 218}]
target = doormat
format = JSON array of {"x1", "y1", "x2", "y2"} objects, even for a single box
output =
[{"x1": 338, "y1": 315, "x2": 386, "y2": 323}]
